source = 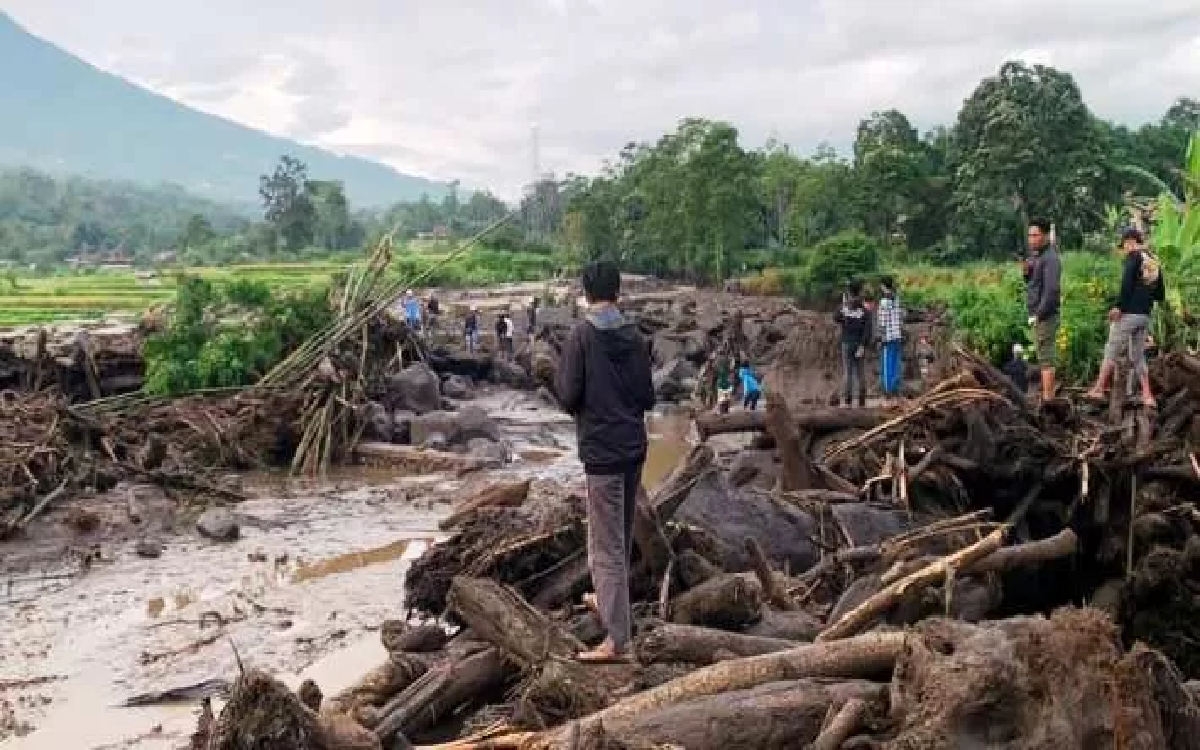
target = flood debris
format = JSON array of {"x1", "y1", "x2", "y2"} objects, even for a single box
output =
[{"x1": 194, "y1": 340, "x2": 1200, "y2": 749}]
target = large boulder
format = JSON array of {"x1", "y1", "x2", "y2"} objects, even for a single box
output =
[
  {"x1": 362, "y1": 401, "x2": 393, "y2": 443},
  {"x1": 386, "y1": 363, "x2": 441, "y2": 415},
  {"x1": 491, "y1": 359, "x2": 532, "y2": 389},
  {"x1": 465, "y1": 437, "x2": 509, "y2": 465},
  {"x1": 674, "y1": 472, "x2": 818, "y2": 574},
  {"x1": 651, "y1": 335, "x2": 683, "y2": 368},
  {"x1": 441, "y1": 374, "x2": 473, "y2": 400},
  {"x1": 456, "y1": 405, "x2": 501, "y2": 442},
  {"x1": 653, "y1": 357, "x2": 698, "y2": 401},
  {"x1": 410, "y1": 410, "x2": 461, "y2": 448}
]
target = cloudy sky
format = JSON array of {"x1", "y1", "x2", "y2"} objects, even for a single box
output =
[{"x1": 5, "y1": 0, "x2": 1199, "y2": 197}]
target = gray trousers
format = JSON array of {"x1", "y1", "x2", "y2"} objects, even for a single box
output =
[
  {"x1": 1104, "y1": 313, "x2": 1150, "y2": 379},
  {"x1": 585, "y1": 463, "x2": 642, "y2": 652}
]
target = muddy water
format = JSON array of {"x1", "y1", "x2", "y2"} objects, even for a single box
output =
[{"x1": 0, "y1": 391, "x2": 693, "y2": 749}]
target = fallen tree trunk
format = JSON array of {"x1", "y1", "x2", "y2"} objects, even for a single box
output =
[
  {"x1": 355, "y1": 443, "x2": 493, "y2": 474},
  {"x1": 439, "y1": 480, "x2": 532, "y2": 531},
  {"x1": 636, "y1": 623, "x2": 797, "y2": 665},
  {"x1": 373, "y1": 647, "x2": 508, "y2": 743},
  {"x1": 571, "y1": 679, "x2": 887, "y2": 750},
  {"x1": 447, "y1": 576, "x2": 582, "y2": 666},
  {"x1": 695, "y1": 408, "x2": 889, "y2": 440},
  {"x1": 669, "y1": 573, "x2": 763, "y2": 629},
  {"x1": 562, "y1": 631, "x2": 905, "y2": 735}
]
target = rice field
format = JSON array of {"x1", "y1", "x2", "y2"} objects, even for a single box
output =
[{"x1": 0, "y1": 262, "x2": 349, "y2": 327}]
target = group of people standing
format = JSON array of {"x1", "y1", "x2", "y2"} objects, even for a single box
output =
[
  {"x1": 1020, "y1": 219, "x2": 1165, "y2": 409},
  {"x1": 404, "y1": 290, "x2": 543, "y2": 360},
  {"x1": 695, "y1": 352, "x2": 761, "y2": 412},
  {"x1": 833, "y1": 276, "x2": 930, "y2": 408}
]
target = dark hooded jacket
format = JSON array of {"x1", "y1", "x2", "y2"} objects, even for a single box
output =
[{"x1": 555, "y1": 306, "x2": 656, "y2": 473}]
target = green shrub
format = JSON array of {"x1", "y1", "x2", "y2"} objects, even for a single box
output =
[{"x1": 799, "y1": 230, "x2": 882, "y2": 308}]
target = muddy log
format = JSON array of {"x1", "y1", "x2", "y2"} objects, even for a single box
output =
[
  {"x1": 439, "y1": 480, "x2": 532, "y2": 531},
  {"x1": 559, "y1": 631, "x2": 905, "y2": 735},
  {"x1": 373, "y1": 647, "x2": 509, "y2": 743},
  {"x1": 745, "y1": 537, "x2": 798, "y2": 610},
  {"x1": 810, "y1": 697, "x2": 870, "y2": 750},
  {"x1": 695, "y1": 408, "x2": 889, "y2": 440},
  {"x1": 669, "y1": 573, "x2": 764, "y2": 629},
  {"x1": 446, "y1": 576, "x2": 637, "y2": 722},
  {"x1": 636, "y1": 624, "x2": 797, "y2": 665},
  {"x1": 563, "y1": 679, "x2": 887, "y2": 750},
  {"x1": 447, "y1": 576, "x2": 582, "y2": 665}
]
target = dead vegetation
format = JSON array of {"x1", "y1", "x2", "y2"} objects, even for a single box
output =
[{"x1": 198, "y1": 341, "x2": 1200, "y2": 749}]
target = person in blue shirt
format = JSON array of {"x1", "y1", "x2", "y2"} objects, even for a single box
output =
[
  {"x1": 402, "y1": 290, "x2": 422, "y2": 332},
  {"x1": 738, "y1": 361, "x2": 761, "y2": 410}
]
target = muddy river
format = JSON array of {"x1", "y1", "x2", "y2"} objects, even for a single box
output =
[{"x1": 0, "y1": 391, "x2": 694, "y2": 748}]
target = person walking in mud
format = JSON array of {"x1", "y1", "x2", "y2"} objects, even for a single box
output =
[
  {"x1": 834, "y1": 281, "x2": 871, "y2": 407},
  {"x1": 555, "y1": 260, "x2": 655, "y2": 663},
  {"x1": 1083, "y1": 227, "x2": 1165, "y2": 409},
  {"x1": 1023, "y1": 219, "x2": 1062, "y2": 403}
]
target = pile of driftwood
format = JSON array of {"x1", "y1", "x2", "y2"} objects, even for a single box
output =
[{"x1": 199, "y1": 348, "x2": 1200, "y2": 749}]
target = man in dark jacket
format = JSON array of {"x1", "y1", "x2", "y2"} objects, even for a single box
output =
[
  {"x1": 555, "y1": 260, "x2": 655, "y2": 662},
  {"x1": 833, "y1": 281, "x2": 872, "y2": 407},
  {"x1": 1023, "y1": 219, "x2": 1062, "y2": 402},
  {"x1": 1084, "y1": 227, "x2": 1165, "y2": 408}
]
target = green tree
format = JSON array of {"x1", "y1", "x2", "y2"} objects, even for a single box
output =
[
  {"x1": 180, "y1": 213, "x2": 215, "y2": 250},
  {"x1": 852, "y1": 109, "x2": 926, "y2": 241},
  {"x1": 259, "y1": 155, "x2": 316, "y2": 252},
  {"x1": 950, "y1": 62, "x2": 1103, "y2": 254}
]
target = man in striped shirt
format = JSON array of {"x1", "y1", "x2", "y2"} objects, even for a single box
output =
[{"x1": 877, "y1": 276, "x2": 903, "y2": 407}]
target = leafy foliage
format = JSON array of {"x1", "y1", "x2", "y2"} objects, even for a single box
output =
[{"x1": 142, "y1": 276, "x2": 334, "y2": 396}]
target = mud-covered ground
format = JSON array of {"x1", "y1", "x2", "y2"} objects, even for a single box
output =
[{"x1": 1, "y1": 388, "x2": 680, "y2": 749}]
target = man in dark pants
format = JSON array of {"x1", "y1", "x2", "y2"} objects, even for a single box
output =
[
  {"x1": 556, "y1": 260, "x2": 655, "y2": 662},
  {"x1": 833, "y1": 281, "x2": 871, "y2": 407}
]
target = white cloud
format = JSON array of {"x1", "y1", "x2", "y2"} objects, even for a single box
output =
[{"x1": 5, "y1": 0, "x2": 1199, "y2": 199}]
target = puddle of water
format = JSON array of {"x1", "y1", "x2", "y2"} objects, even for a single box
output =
[
  {"x1": 290, "y1": 539, "x2": 412, "y2": 584},
  {"x1": 643, "y1": 412, "x2": 693, "y2": 492}
]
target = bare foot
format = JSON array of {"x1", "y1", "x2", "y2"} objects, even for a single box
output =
[{"x1": 576, "y1": 638, "x2": 634, "y2": 663}]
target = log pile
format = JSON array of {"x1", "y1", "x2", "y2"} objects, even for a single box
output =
[{"x1": 200, "y1": 348, "x2": 1200, "y2": 749}]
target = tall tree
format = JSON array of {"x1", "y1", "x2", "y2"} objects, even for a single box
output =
[
  {"x1": 259, "y1": 155, "x2": 316, "y2": 252},
  {"x1": 950, "y1": 62, "x2": 1102, "y2": 254}
]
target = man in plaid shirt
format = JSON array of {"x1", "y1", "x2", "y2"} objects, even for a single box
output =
[{"x1": 877, "y1": 277, "x2": 903, "y2": 406}]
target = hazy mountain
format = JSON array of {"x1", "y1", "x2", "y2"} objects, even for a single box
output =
[{"x1": 0, "y1": 11, "x2": 449, "y2": 208}]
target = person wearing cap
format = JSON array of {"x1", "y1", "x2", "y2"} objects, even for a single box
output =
[
  {"x1": 1084, "y1": 227, "x2": 1165, "y2": 409},
  {"x1": 1002, "y1": 343, "x2": 1030, "y2": 394}
]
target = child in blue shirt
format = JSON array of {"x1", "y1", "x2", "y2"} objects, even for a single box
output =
[{"x1": 738, "y1": 363, "x2": 761, "y2": 411}]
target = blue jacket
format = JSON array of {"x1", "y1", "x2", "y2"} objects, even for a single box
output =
[
  {"x1": 738, "y1": 366, "x2": 760, "y2": 395},
  {"x1": 403, "y1": 298, "x2": 422, "y2": 323}
]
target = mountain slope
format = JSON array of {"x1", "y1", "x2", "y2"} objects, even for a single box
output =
[{"x1": 0, "y1": 12, "x2": 448, "y2": 207}]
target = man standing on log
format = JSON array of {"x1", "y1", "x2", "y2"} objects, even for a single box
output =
[
  {"x1": 1023, "y1": 219, "x2": 1062, "y2": 402},
  {"x1": 1084, "y1": 227, "x2": 1165, "y2": 409},
  {"x1": 556, "y1": 259, "x2": 655, "y2": 663}
]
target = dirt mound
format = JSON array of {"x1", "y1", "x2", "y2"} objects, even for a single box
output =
[{"x1": 889, "y1": 608, "x2": 1165, "y2": 749}]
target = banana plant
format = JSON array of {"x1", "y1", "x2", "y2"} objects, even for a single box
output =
[{"x1": 1124, "y1": 132, "x2": 1200, "y2": 351}]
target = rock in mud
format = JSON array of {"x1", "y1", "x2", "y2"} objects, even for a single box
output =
[
  {"x1": 363, "y1": 401, "x2": 393, "y2": 443},
  {"x1": 673, "y1": 472, "x2": 818, "y2": 573},
  {"x1": 134, "y1": 539, "x2": 164, "y2": 558},
  {"x1": 456, "y1": 405, "x2": 501, "y2": 442},
  {"x1": 653, "y1": 357, "x2": 698, "y2": 401},
  {"x1": 440, "y1": 374, "x2": 473, "y2": 400},
  {"x1": 387, "y1": 363, "x2": 441, "y2": 415},
  {"x1": 197, "y1": 508, "x2": 239, "y2": 542},
  {"x1": 391, "y1": 410, "x2": 415, "y2": 444},
  {"x1": 491, "y1": 359, "x2": 531, "y2": 389},
  {"x1": 410, "y1": 411, "x2": 460, "y2": 447},
  {"x1": 466, "y1": 437, "x2": 509, "y2": 465},
  {"x1": 65, "y1": 506, "x2": 101, "y2": 533},
  {"x1": 729, "y1": 449, "x2": 778, "y2": 489},
  {"x1": 652, "y1": 335, "x2": 683, "y2": 366}
]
